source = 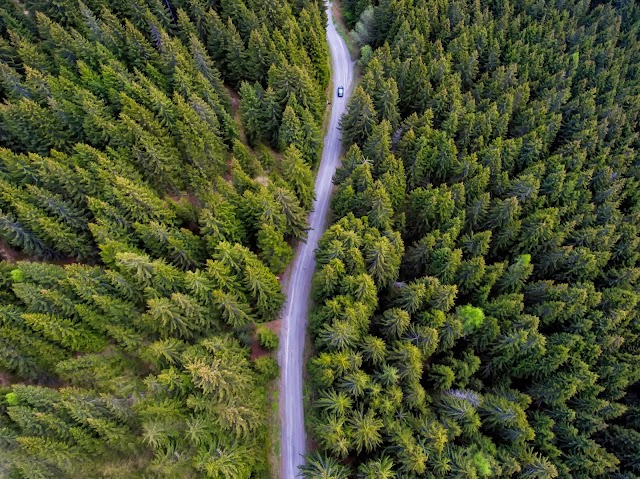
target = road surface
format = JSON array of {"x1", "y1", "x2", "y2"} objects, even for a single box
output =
[{"x1": 278, "y1": 3, "x2": 355, "y2": 478}]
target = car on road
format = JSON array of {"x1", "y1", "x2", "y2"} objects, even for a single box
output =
[{"x1": 337, "y1": 86, "x2": 344, "y2": 97}]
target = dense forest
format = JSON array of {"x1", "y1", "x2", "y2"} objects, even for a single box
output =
[
  {"x1": 0, "y1": 0, "x2": 328, "y2": 475},
  {"x1": 305, "y1": 0, "x2": 640, "y2": 478}
]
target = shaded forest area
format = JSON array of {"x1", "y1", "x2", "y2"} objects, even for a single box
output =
[
  {"x1": 0, "y1": 0, "x2": 328, "y2": 476},
  {"x1": 305, "y1": 0, "x2": 640, "y2": 478}
]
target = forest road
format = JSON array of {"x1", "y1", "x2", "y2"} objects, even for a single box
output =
[{"x1": 278, "y1": 3, "x2": 355, "y2": 478}]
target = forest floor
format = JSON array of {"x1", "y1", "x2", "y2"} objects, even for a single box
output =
[{"x1": 249, "y1": 320, "x2": 281, "y2": 361}]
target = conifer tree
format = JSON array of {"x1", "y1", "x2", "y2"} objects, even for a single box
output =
[
  {"x1": 339, "y1": 86, "x2": 377, "y2": 147},
  {"x1": 239, "y1": 81, "x2": 265, "y2": 146},
  {"x1": 257, "y1": 222, "x2": 293, "y2": 274}
]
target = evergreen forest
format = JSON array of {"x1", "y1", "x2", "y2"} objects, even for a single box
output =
[
  {"x1": 0, "y1": 0, "x2": 328, "y2": 475},
  {"x1": 305, "y1": 0, "x2": 640, "y2": 478}
]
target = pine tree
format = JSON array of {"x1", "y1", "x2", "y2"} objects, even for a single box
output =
[
  {"x1": 0, "y1": 210, "x2": 54, "y2": 258},
  {"x1": 239, "y1": 81, "x2": 265, "y2": 146},
  {"x1": 363, "y1": 181, "x2": 394, "y2": 230},
  {"x1": 257, "y1": 223, "x2": 293, "y2": 274},
  {"x1": 245, "y1": 28, "x2": 271, "y2": 83},
  {"x1": 280, "y1": 145, "x2": 315, "y2": 209},
  {"x1": 261, "y1": 86, "x2": 283, "y2": 146},
  {"x1": 232, "y1": 139, "x2": 263, "y2": 178},
  {"x1": 224, "y1": 18, "x2": 247, "y2": 87},
  {"x1": 348, "y1": 408, "x2": 383, "y2": 453},
  {"x1": 278, "y1": 101, "x2": 304, "y2": 151},
  {"x1": 271, "y1": 186, "x2": 310, "y2": 240},
  {"x1": 357, "y1": 456, "x2": 395, "y2": 479},
  {"x1": 172, "y1": 91, "x2": 226, "y2": 184},
  {"x1": 340, "y1": 86, "x2": 377, "y2": 147},
  {"x1": 199, "y1": 203, "x2": 246, "y2": 252},
  {"x1": 212, "y1": 290, "x2": 254, "y2": 327},
  {"x1": 365, "y1": 234, "x2": 402, "y2": 288},
  {"x1": 0, "y1": 96, "x2": 70, "y2": 154},
  {"x1": 21, "y1": 312, "x2": 106, "y2": 352},
  {"x1": 300, "y1": 453, "x2": 350, "y2": 479},
  {"x1": 299, "y1": 6, "x2": 329, "y2": 88},
  {"x1": 118, "y1": 93, "x2": 184, "y2": 191}
]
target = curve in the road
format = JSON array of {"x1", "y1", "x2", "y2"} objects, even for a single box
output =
[{"x1": 278, "y1": 3, "x2": 355, "y2": 478}]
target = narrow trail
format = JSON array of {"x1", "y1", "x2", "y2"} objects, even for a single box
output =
[{"x1": 278, "y1": 3, "x2": 355, "y2": 478}]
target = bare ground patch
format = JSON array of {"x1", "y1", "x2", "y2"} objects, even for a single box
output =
[{"x1": 250, "y1": 319, "x2": 281, "y2": 360}]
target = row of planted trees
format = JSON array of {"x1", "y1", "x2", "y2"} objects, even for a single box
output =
[{"x1": 303, "y1": 0, "x2": 640, "y2": 478}]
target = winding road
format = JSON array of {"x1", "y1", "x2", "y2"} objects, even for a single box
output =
[{"x1": 278, "y1": 3, "x2": 355, "y2": 478}]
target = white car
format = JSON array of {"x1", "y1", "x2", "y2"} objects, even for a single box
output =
[{"x1": 337, "y1": 86, "x2": 344, "y2": 97}]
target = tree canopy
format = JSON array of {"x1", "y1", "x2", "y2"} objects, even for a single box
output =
[
  {"x1": 0, "y1": 0, "x2": 329, "y2": 476},
  {"x1": 306, "y1": 0, "x2": 640, "y2": 478}
]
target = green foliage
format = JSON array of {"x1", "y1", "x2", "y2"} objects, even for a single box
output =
[
  {"x1": 256, "y1": 324, "x2": 279, "y2": 351},
  {"x1": 9, "y1": 269, "x2": 24, "y2": 283},
  {"x1": 253, "y1": 355, "x2": 279, "y2": 381},
  {"x1": 457, "y1": 305, "x2": 485, "y2": 335},
  {"x1": 300, "y1": 452, "x2": 350, "y2": 479},
  {"x1": 0, "y1": 0, "x2": 327, "y2": 475},
  {"x1": 257, "y1": 222, "x2": 293, "y2": 274},
  {"x1": 306, "y1": 1, "x2": 640, "y2": 478},
  {"x1": 473, "y1": 452, "x2": 492, "y2": 476}
]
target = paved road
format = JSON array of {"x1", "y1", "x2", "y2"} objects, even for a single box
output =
[{"x1": 278, "y1": 3, "x2": 355, "y2": 478}]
